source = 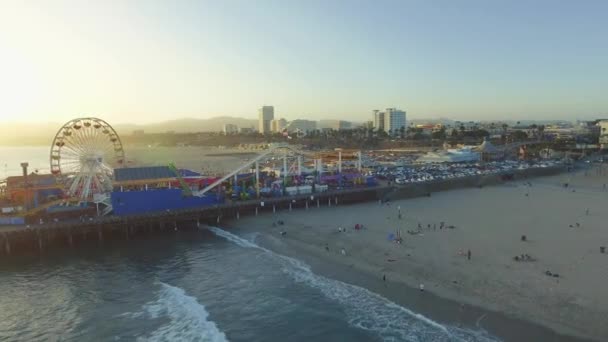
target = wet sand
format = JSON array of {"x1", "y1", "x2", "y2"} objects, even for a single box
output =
[{"x1": 228, "y1": 165, "x2": 608, "y2": 341}]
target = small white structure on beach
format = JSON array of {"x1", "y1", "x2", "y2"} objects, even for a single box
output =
[
  {"x1": 473, "y1": 139, "x2": 502, "y2": 161},
  {"x1": 417, "y1": 147, "x2": 480, "y2": 163}
]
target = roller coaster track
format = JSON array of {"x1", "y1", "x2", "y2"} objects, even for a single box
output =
[
  {"x1": 193, "y1": 144, "x2": 361, "y2": 197},
  {"x1": 503, "y1": 140, "x2": 544, "y2": 151}
]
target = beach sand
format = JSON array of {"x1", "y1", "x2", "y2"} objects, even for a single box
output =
[{"x1": 227, "y1": 165, "x2": 608, "y2": 341}]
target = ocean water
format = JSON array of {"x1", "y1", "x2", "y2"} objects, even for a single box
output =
[
  {"x1": 0, "y1": 227, "x2": 500, "y2": 342},
  {"x1": 0, "y1": 146, "x2": 51, "y2": 179}
]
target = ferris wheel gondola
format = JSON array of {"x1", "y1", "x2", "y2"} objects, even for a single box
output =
[{"x1": 50, "y1": 117, "x2": 125, "y2": 202}]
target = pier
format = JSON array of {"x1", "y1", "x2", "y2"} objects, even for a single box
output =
[
  {"x1": 0, "y1": 163, "x2": 567, "y2": 257},
  {"x1": 0, "y1": 186, "x2": 385, "y2": 256}
]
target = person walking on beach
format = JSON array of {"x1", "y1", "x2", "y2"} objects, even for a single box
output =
[
  {"x1": 467, "y1": 249, "x2": 471, "y2": 260},
  {"x1": 383, "y1": 274, "x2": 386, "y2": 282},
  {"x1": 585, "y1": 208, "x2": 589, "y2": 215}
]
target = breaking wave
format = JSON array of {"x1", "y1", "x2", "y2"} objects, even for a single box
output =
[
  {"x1": 209, "y1": 226, "x2": 499, "y2": 342},
  {"x1": 126, "y1": 282, "x2": 228, "y2": 342}
]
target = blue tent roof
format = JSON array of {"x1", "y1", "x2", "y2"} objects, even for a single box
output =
[
  {"x1": 178, "y1": 169, "x2": 201, "y2": 177},
  {"x1": 114, "y1": 166, "x2": 175, "y2": 182}
]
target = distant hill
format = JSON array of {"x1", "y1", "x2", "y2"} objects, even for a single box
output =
[
  {"x1": 0, "y1": 117, "x2": 258, "y2": 145},
  {"x1": 115, "y1": 117, "x2": 258, "y2": 134}
]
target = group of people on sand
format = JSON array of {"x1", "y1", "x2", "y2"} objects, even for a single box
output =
[
  {"x1": 566, "y1": 209, "x2": 590, "y2": 228},
  {"x1": 513, "y1": 254, "x2": 536, "y2": 262},
  {"x1": 323, "y1": 242, "x2": 347, "y2": 256},
  {"x1": 337, "y1": 224, "x2": 365, "y2": 233},
  {"x1": 416, "y1": 221, "x2": 455, "y2": 231}
]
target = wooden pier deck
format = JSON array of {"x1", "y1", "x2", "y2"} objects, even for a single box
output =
[
  {"x1": 0, "y1": 186, "x2": 388, "y2": 256},
  {"x1": 0, "y1": 164, "x2": 567, "y2": 257}
]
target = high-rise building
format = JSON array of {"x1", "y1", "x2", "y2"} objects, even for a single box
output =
[
  {"x1": 258, "y1": 106, "x2": 274, "y2": 134},
  {"x1": 372, "y1": 110, "x2": 384, "y2": 131},
  {"x1": 271, "y1": 118, "x2": 287, "y2": 133},
  {"x1": 285, "y1": 119, "x2": 316, "y2": 133},
  {"x1": 384, "y1": 108, "x2": 406, "y2": 135},
  {"x1": 223, "y1": 124, "x2": 238, "y2": 134},
  {"x1": 598, "y1": 120, "x2": 608, "y2": 144}
]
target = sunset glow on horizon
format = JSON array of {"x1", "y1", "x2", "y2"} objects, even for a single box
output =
[{"x1": 1, "y1": 0, "x2": 607, "y2": 124}]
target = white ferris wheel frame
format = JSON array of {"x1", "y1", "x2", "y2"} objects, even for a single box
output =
[{"x1": 50, "y1": 117, "x2": 125, "y2": 202}]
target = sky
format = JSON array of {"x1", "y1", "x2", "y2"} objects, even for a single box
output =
[{"x1": 0, "y1": 0, "x2": 607, "y2": 124}]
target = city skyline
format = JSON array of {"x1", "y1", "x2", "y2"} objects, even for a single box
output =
[{"x1": 1, "y1": 0, "x2": 607, "y2": 124}]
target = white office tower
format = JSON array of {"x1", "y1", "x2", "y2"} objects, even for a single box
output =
[
  {"x1": 383, "y1": 108, "x2": 406, "y2": 135},
  {"x1": 258, "y1": 106, "x2": 274, "y2": 134},
  {"x1": 373, "y1": 110, "x2": 384, "y2": 131}
]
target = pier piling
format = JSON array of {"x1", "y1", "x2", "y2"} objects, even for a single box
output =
[
  {"x1": 37, "y1": 230, "x2": 43, "y2": 252},
  {"x1": 4, "y1": 234, "x2": 11, "y2": 255}
]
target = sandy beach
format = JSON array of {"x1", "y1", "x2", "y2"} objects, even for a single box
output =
[{"x1": 227, "y1": 165, "x2": 608, "y2": 341}]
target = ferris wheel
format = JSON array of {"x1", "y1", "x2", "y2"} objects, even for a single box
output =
[{"x1": 50, "y1": 117, "x2": 125, "y2": 202}]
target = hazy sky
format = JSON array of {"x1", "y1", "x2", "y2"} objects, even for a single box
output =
[{"x1": 0, "y1": 0, "x2": 607, "y2": 124}]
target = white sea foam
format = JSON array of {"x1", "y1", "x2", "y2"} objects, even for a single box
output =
[
  {"x1": 128, "y1": 282, "x2": 228, "y2": 342},
  {"x1": 209, "y1": 226, "x2": 500, "y2": 342}
]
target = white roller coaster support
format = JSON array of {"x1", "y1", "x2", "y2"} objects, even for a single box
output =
[
  {"x1": 297, "y1": 155, "x2": 302, "y2": 176},
  {"x1": 255, "y1": 161, "x2": 260, "y2": 198},
  {"x1": 283, "y1": 151, "x2": 287, "y2": 184},
  {"x1": 193, "y1": 144, "x2": 362, "y2": 197},
  {"x1": 338, "y1": 151, "x2": 342, "y2": 173},
  {"x1": 194, "y1": 144, "x2": 293, "y2": 197}
]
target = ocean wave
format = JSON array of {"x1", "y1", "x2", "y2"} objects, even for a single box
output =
[
  {"x1": 125, "y1": 282, "x2": 228, "y2": 342},
  {"x1": 209, "y1": 226, "x2": 500, "y2": 342}
]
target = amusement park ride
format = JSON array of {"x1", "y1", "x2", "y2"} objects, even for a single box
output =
[
  {"x1": 192, "y1": 144, "x2": 363, "y2": 197},
  {"x1": 1, "y1": 116, "x2": 368, "y2": 219},
  {"x1": 50, "y1": 117, "x2": 125, "y2": 203},
  {"x1": 8, "y1": 118, "x2": 126, "y2": 217}
]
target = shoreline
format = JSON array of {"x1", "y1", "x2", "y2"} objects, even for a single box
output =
[
  {"x1": 250, "y1": 230, "x2": 592, "y2": 342},
  {"x1": 225, "y1": 166, "x2": 608, "y2": 342}
]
